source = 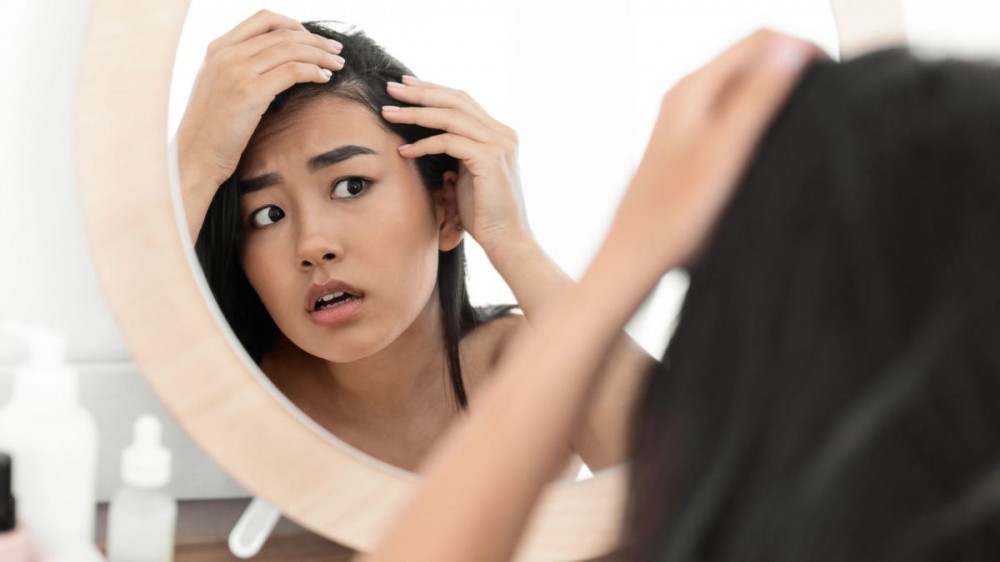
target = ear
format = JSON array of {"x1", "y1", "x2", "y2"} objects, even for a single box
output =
[{"x1": 435, "y1": 170, "x2": 464, "y2": 252}]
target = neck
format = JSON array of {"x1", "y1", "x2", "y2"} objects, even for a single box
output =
[
  {"x1": 261, "y1": 289, "x2": 463, "y2": 457},
  {"x1": 324, "y1": 291, "x2": 457, "y2": 422}
]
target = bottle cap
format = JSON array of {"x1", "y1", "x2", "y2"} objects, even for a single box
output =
[
  {"x1": 121, "y1": 415, "x2": 172, "y2": 489},
  {"x1": 0, "y1": 452, "x2": 14, "y2": 532},
  {"x1": 2, "y1": 323, "x2": 77, "y2": 407}
]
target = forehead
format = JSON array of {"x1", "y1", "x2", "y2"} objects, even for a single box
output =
[{"x1": 239, "y1": 96, "x2": 398, "y2": 175}]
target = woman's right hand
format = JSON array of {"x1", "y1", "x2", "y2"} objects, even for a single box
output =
[
  {"x1": 176, "y1": 10, "x2": 344, "y2": 233},
  {"x1": 593, "y1": 30, "x2": 823, "y2": 296}
]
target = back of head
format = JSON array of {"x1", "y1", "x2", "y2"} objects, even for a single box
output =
[{"x1": 627, "y1": 49, "x2": 1000, "y2": 562}]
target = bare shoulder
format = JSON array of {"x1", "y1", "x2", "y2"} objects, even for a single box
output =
[{"x1": 459, "y1": 312, "x2": 528, "y2": 391}]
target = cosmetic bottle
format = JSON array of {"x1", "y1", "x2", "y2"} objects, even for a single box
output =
[
  {"x1": 106, "y1": 415, "x2": 176, "y2": 562},
  {"x1": 0, "y1": 324, "x2": 104, "y2": 562},
  {"x1": 0, "y1": 452, "x2": 40, "y2": 562}
]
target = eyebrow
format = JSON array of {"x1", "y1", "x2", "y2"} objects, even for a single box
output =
[{"x1": 238, "y1": 144, "x2": 378, "y2": 194}]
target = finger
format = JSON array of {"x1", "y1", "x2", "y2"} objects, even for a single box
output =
[
  {"x1": 257, "y1": 61, "x2": 335, "y2": 95},
  {"x1": 388, "y1": 79, "x2": 491, "y2": 124},
  {"x1": 234, "y1": 26, "x2": 342, "y2": 58},
  {"x1": 715, "y1": 40, "x2": 818, "y2": 145},
  {"x1": 381, "y1": 106, "x2": 493, "y2": 143},
  {"x1": 217, "y1": 10, "x2": 305, "y2": 47},
  {"x1": 398, "y1": 133, "x2": 491, "y2": 164},
  {"x1": 244, "y1": 41, "x2": 345, "y2": 75},
  {"x1": 698, "y1": 41, "x2": 816, "y2": 195},
  {"x1": 683, "y1": 29, "x2": 809, "y2": 116}
]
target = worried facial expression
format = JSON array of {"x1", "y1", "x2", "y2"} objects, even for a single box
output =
[{"x1": 237, "y1": 96, "x2": 461, "y2": 363}]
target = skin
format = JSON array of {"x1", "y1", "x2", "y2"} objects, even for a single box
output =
[
  {"x1": 361, "y1": 30, "x2": 825, "y2": 562},
  {"x1": 238, "y1": 98, "x2": 458, "y2": 368},
  {"x1": 178, "y1": 10, "x2": 654, "y2": 474},
  {"x1": 236, "y1": 98, "x2": 470, "y2": 468}
]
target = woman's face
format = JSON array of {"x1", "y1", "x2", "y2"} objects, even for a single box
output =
[{"x1": 237, "y1": 96, "x2": 455, "y2": 363}]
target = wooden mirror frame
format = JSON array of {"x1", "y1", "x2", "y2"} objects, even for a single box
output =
[
  {"x1": 75, "y1": 0, "x2": 901, "y2": 559},
  {"x1": 76, "y1": 1, "x2": 626, "y2": 560}
]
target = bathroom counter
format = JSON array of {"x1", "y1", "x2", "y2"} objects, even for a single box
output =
[
  {"x1": 97, "y1": 498, "x2": 356, "y2": 561},
  {"x1": 175, "y1": 532, "x2": 355, "y2": 561}
]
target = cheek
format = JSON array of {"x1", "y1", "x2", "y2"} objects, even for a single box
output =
[
  {"x1": 365, "y1": 191, "x2": 441, "y2": 297},
  {"x1": 239, "y1": 238, "x2": 286, "y2": 308}
]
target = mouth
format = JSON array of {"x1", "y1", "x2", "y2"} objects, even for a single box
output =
[
  {"x1": 313, "y1": 290, "x2": 362, "y2": 312},
  {"x1": 305, "y1": 278, "x2": 366, "y2": 316}
]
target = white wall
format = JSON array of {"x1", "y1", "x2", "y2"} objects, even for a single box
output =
[{"x1": 2, "y1": 0, "x2": 999, "y2": 500}]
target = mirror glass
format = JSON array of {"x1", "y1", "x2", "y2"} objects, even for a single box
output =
[{"x1": 167, "y1": 0, "x2": 843, "y2": 474}]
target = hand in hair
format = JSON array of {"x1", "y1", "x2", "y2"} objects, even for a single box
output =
[
  {"x1": 597, "y1": 29, "x2": 824, "y2": 296},
  {"x1": 382, "y1": 76, "x2": 654, "y2": 470},
  {"x1": 380, "y1": 76, "x2": 528, "y2": 256},
  {"x1": 176, "y1": 9, "x2": 345, "y2": 240},
  {"x1": 361, "y1": 30, "x2": 821, "y2": 562}
]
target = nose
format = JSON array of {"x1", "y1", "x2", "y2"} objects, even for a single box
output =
[{"x1": 295, "y1": 214, "x2": 342, "y2": 269}]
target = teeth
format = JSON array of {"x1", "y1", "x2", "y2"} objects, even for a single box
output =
[{"x1": 315, "y1": 291, "x2": 354, "y2": 311}]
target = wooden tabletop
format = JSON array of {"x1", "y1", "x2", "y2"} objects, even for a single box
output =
[{"x1": 176, "y1": 532, "x2": 355, "y2": 562}]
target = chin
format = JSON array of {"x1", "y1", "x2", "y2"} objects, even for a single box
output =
[{"x1": 299, "y1": 326, "x2": 398, "y2": 364}]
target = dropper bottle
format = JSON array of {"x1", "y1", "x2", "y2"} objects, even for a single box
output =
[{"x1": 106, "y1": 415, "x2": 177, "y2": 562}]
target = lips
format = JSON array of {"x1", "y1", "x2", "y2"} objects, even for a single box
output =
[{"x1": 305, "y1": 278, "x2": 366, "y2": 313}]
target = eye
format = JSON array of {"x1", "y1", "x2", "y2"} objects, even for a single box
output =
[
  {"x1": 249, "y1": 205, "x2": 285, "y2": 228},
  {"x1": 332, "y1": 177, "x2": 372, "y2": 199}
]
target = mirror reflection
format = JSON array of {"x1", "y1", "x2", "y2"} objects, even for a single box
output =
[{"x1": 169, "y1": 0, "x2": 840, "y2": 473}]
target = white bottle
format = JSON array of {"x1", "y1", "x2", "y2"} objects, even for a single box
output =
[
  {"x1": 106, "y1": 415, "x2": 176, "y2": 562},
  {"x1": 0, "y1": 324, "x2": 103, "y2": 562},
  {"x1": 0, "y1": 324, "x2": 104, "y2": 562}
]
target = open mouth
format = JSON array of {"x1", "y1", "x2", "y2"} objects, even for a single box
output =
[{"x1": 314, "y1": 291, "x2": 361, "y2": 312}]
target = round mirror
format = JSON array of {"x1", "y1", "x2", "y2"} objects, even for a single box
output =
[{"x1": 76, "y1": 0, "x2": 926, "y2": 558}]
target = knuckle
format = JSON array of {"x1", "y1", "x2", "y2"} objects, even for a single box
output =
[
  {"x1": 234, "y1": 78, "x2": 254, "y2": 98},
  {"x1": 205, "y1": 38, "x2": 224, "y2": 57},
  {"x1": 503, "y1": 125, "x2": 519, "y2": 145},
  {"x1": 753, "y1": 28, "x2": 781, "y2": 47},
  {"x1": 670, "y1": 75, "x2": 691, "y2": 97},
  {"x1": 271, "y1": 41, "x2": 295, "y2": 58},
  {"x1": 490, "y1": 145, "x2": 506, "y2": 161},
  {"x1": 212, "y1": 47, "x2": 235, "y2": 66},
  {"x1": 293, "y1": 62, "x2": 316, "y2": 79},
  {"x1": 447, "y1": 89, "x2": 468, "y2": 103}
]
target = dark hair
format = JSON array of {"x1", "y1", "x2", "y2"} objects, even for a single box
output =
[
  {"x1": 626, "y1": 49, "x2": 1000, "y2": 561},
  {"x1": 195, "y1": 22, "x2": 513, "y2": 409}
]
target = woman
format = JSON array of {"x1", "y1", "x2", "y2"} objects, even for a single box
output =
[
  {"x1": 177, "y1": 11, "x2": 650, "y2": 472},
  {"x1": 363, "y1": 30, "x2": 1000, "y2": 562}
]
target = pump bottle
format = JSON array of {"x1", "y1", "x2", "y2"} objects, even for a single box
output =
[
  {"x1": 0, "y1": 324, "x2": 103, "y2": 562},
  {"x1": 107, "y1": 415, "x2": 177, "y2": 562}
]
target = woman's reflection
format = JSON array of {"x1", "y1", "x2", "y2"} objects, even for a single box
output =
[{"x1": 177, "y1": 11, "x2": 652, "y2": 472}]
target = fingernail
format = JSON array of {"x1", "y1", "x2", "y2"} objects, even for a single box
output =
[
  {"x1": 387, "y1": 81, "x2": 405, "y2": 90},
  {"x1": 401, "y1": 75, "x2": 420, "y2": 85},
  {"x1": 332, "y1": 55, "x2": 345, "y2": 66},
  {"x1": 382, "y1": 105, "x2": 400, "y2": 113},
  {"x1": 768, "y1": 40, "x2": 808, "y2": 72},
  {"x1": 327, "y1": 39, "x2": 343, "y2": 51},
  {"x1": 398, "y1": 144, "x2": 412, "y2": 151},
  {"x1": 321, "y1": 69, "x2": 333, "y2": 80}
]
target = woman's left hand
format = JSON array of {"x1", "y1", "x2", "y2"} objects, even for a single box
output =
[{"x1": 381, "y1": 77, "x2": 529, "y2": 254}]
